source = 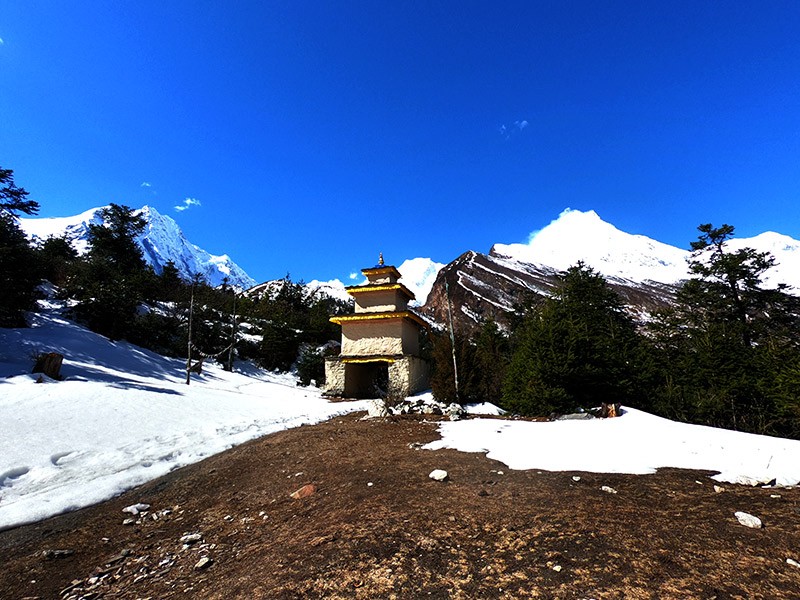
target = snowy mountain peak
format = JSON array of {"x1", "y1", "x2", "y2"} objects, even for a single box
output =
[
  {"x1": 20, "y1": 205, "x2": 256, "y2": 290},
  {"x1": 397, "y1": 257, "x2": 446, "y2": 305},
  {"x1": 491, "y1": 208, "x2": 692, "y2": 284},
  {"x1": 490, "y1": 208, "x2": 800, "y2": 290}
]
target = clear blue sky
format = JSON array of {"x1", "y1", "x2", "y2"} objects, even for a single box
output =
[{"x1": 2, "y1": 1, "x2": 799, "y2": 283}]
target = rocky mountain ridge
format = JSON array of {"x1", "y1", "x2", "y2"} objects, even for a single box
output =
[
  {"x1": 418, "y1": 209, "x2": 800, "y2": 332},
  {"x1": 19, "y1": 205, "x2": 256, "y2": 289}
]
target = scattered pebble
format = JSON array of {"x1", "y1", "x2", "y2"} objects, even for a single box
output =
[
  {"x1": 122, "y1": 503, "x2": 150, "y2": 515},
  {"x1": 42, "y1": 549, "x2": 74, "y2": 559},
  {"x1": 600, "y1": 486, "x2": 618, "y2": 494},
  {"x1": 290, "y1": 484, "x2": 317, "y2": 499},
  {"x1": 429, "y1": 469, "x2": 449, "y2": 482},
  {"x1": 194, "y1": 556, "x2": 213, "y2": 570},
  {"x1": 770, "y1": 494, "x2": 781, "y2": 499},
  {"x1": 572, "y1": 476, "x2": 581, "y2": 482},
  {"x1": 734, "y1": 511, "x2": 763, "y2": 529},
  {"x1": 713, "y1": 485, "x2": 725, "y2": 493},
  {"x1": 552, "y1": 565, "x2": 562, "y2": 572},
  {"x1": 180, "y1": 533, "x2": 203, "y2": 545},
  {"x1": 787, "y1": 558, "x2": 800, "y2": 568},
  {"x1": 122, "y1": 518, "x2": 135, "y2": 526},
  {"x1": 367, "y1": 482, "x2": 374, "y2": 487}
]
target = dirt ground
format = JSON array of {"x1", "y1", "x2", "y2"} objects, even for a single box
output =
[{"x1": 2, "y1": 412, "x2": 799, "y2": 599}]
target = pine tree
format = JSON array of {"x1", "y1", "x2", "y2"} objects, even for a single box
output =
[
  {"x1": 502, "y1": 263, "x2": 643, "y2": 416},
  {"x1": 37, "y1": 235, "x2": 79, "y2": 287},
  {"x1": 0, "y1": 167, "x2": 39, "y2": 216},
  {"x1": 647, "y1": 223, "x2": 800, "y2": 436},
  {"x1": 72, "y1": 204, "x2": 150, "y2": 340},
  {"x1": 0, "y1": 168, "x2": 41, "y2": 326}
]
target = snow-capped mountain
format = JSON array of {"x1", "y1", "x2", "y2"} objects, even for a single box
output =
[
  {"x1": 19, "y1": 205, "x2": 256, "y2": 289},
  {"x1": 421, "y1": 208, "x2": 800, "y2": 331},
  {"x1": 491, "y1": 209, "x2": 689, "y2": 285},
  {"x1": 397, "y1": 257, "x2": 446, "y2": 305},
  {"x1": 491, "y1": 208, "x2": 800, "y2": 290},
  {"x1": 291, "y1": 258, "x2": 446, "y2": 307}
]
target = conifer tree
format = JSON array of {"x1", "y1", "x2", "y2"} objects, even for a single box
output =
[
  {"x1": 0, "y1": 167, "x2": 41, "y2": 326},
  {"x1": 648, "y1": 223, "x2": 800, "y2": 436},
  {"x1": 72, "y1": 204, "x2": 149, "y2": 339},
  {"x1": 502, "y1": 263, "x2": 643, "y2": 416}
]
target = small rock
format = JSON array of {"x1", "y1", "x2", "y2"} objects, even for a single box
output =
[
  {"x1": 194, "y1": 556, "x2": 212, "y2": 570},
  {"x1": 552, "y1": 564, "x2": 562, "y2": 572},
  {"x1": 122, "y1": 503, "x2": 150, "y2": 515},
  {"x1": 290, "y1": 484, "x2": 317, "y2": 499},
  {"x1": 365, "y1": 399, "x2": 388, "y2": 418},
  {"x1": 734, "y1": 511, "x2": 763, "y2": 529},
  {"x1": 713, "y1": 485, "x2": 725, "y2": 493},
  {"x1": 42, "y1": 549, "x2": 74, "y2": 559},
  {"x1": 180, "y1": 533, "x2": 203, "y2": 544},
  {"x1": 223, "y1": 515, "x2": 234, "y2": 521},
  {"x1": 367, "y1": 482, "x2": 374, "y2": 487},
  {"x1": 787, "y1": 558, "x2": 800, "y2": 568},
  {"x1": 429, "y1": 469, "x2": 449, "y2": 482},
  {"x1": 770, "y1": 494, "x2": 781, "y2": 499},
  {"x1": 572, "y1": 476, "x2": 581, "y2": 482},
  {"x1": 122, "y1": 518, "x2": 135, "y2": 526},
  {"x1": 478, "y1": 489, "x2": 489, "y2": 497},
  {"x1": 600, "y1": 486, "x2": 618, "y2": 494}
]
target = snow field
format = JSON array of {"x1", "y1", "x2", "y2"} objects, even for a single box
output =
[
  {"x1": 425, "y1": 407, "x2": 800, "y2": 487},
  {"x1": 0, "y1": 309, "x2": 367, "y2": 530}
]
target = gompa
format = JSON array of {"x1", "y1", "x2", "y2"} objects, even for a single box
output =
[{"x1": 324, "y1": 255, "x2": 430, "y2": 399}]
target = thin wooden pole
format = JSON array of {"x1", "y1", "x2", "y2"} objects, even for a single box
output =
[
  {"x1": 445, "y1": 279, "x2": 459, "y2": 400},
  {"x1": 186, "y1": 282, "x2": 195, "y2": 385},
  {"x1": 226, "y1": 291, "x2": 237, "y2": 372}
]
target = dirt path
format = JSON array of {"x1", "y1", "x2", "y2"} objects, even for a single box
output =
[{"x1": 2, "y1": 413, "x2": 799, "y2": 599}]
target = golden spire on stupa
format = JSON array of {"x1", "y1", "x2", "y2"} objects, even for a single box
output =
[{"x1": 378, "y1": 252, "x2": 384, "y2": 266}]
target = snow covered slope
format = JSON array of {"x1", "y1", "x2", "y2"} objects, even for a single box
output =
[
  {"x1": 292, "y1": 257, "x2": 445, "y2": 307},
  {"x1": 19, "y1": 205, "x2": 256, "y2": 289},
  {"x1": 425, "y1": 407, "x2": 800, "y2": 487},
  {"x1": 0, "y1": 302, "x2": 367, "y2": 530},
  {"x1": 398, "y1": 257, "x2": 446, "y2": 305},
  {"x1": 492, "y1": 208, "x2": 800, "y2": 289}
]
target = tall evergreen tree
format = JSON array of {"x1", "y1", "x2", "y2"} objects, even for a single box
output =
[
  {"x1": 38, "y1": 235, "x2": 80, "y2": 288},
  {"x1": 647, "y1": 223, "x2": 800, "y2": 436},
  {"x1": 0, "y1": 167, "x2": 39, "y2": 216},
  {"x1": 0, "y1": 167, "x2": 41, "y2": 326},
  {"x1": 502, "y1": 263, "x2": 643, "y2": 416},
  {"x1": 72, "y1": 204, "x2": 149, "y2": 340}
]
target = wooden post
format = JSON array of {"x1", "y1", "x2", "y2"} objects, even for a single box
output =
[
  {"x1": 225, "y1": 291, "x2": 237, "y2": 372},
  {"x1": 445, "y1": 279, "x2": 459, "y2": 401},
  {"x1": 33, "y1": 352, "x2": 64, "y2": 380},
  {"x1": 186, "y1": 283, "x2": 195, "y2": 385}
]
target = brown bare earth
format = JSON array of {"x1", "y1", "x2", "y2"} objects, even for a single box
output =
[{"x1": 2, "y1": 412, "x2": 800, "y2": 599}]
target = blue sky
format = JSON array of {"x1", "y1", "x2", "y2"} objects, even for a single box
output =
[{"x1": 2, "y1": 2, "x2": 799, "y2": 283}]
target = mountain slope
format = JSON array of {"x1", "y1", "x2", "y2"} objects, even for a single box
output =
[
  {"x1": 20, "y1": 205, "x2": 255, "y2": 289},
  {"x1": 491, "y1": 208, "x2": 800, "y2": 291},
  {"x1": 422, "y1": 209, "x2": 800, "y2": 332},
  {"x1": 420, "y1": 250, "x2": 676, "y2": 332}
]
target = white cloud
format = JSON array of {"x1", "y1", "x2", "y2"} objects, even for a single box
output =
[
  {"x1": 499, "y1": 119, "x2": 530, "y2": 139},
  {"x1": 348, "y1": 272, "x2": 358, "y2": 280},
  {"x1": 0, "y1": 38, "x2": 5, "y2": 45},
  {"x1": 175, "y1": 197, "x2": 201, "y2": 212},
  {"x1": 140, "y1": 181, "x2": 152, "y2": 188}
]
